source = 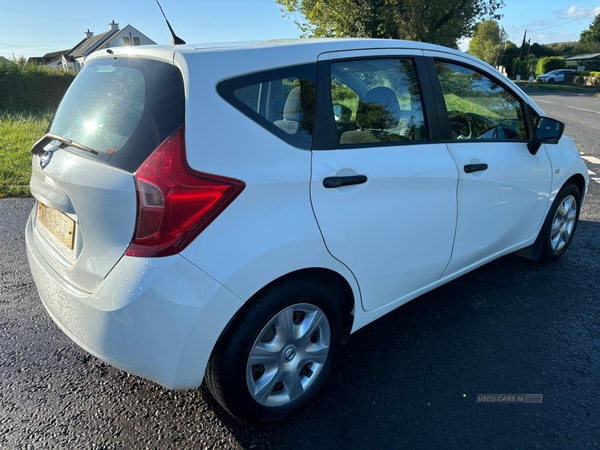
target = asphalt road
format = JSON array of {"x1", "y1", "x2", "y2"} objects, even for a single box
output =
[{"x1": 1, "y1": 89, "x2": 600, "y2": 449}]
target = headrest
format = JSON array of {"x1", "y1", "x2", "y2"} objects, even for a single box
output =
[
  {"x1": 283, "y1": 86, "x2": 302, "y2": 121},
  {"x1": 356, "y1": 87, "x2": 401, "y2": 130}
]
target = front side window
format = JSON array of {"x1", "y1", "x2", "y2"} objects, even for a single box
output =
[
  {"x1": 434, "y1": 61, "x2": 527, "y2": 141},
  {"x1": 330, "y1": 58, "x2": 428, "y2": 147},
  {"x1": 218, "y1": 64, "x2": 316, "y2": 149}
]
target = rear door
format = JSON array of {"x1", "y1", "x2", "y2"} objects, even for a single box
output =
[
  {"x1": 424, "y1": 54, "x2": 552, "y2": 275},
  {"x1": 29, "y1": 56, "x2": 184, "y2": 293},
  {"x1": 310, "y1": 50, "x2": 459, "y2": 312}
]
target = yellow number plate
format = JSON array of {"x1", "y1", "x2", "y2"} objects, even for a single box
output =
[{"x1": 37, "y1": 203, "x2": 75, "y2": 250}]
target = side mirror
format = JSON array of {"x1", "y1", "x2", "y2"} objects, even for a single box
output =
[
  {"x1": 528, "y1": 117, "x2": 565, "y2": 155},
  {"x1": 333, "y1": 103, "x2": 352, "y2": 122},
  {"x1": 333, "y1": 104, "x2": 343, "y2": 121}
]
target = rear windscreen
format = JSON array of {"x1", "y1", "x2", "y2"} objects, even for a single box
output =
[{"x1": 49, "y1": 57, "x2": 184, "y2": 173}]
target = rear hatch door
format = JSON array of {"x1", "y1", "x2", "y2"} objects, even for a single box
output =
[{"x1": 29, "y1": 56, "x2": 184, "y2": 293}]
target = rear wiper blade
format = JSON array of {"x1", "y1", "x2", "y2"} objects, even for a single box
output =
[{"x1": 34, "y1": 133, "x2": 99, "y2": 155}]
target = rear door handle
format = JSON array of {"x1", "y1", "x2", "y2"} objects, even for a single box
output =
[
  {"x1": 323, "y1": 175, "x2": 368, "y2": 188},
  {"x1": 464, "y1": 163, "x2": 488, "y2": 173}
]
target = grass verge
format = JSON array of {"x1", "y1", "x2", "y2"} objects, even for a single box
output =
[
  {"x1": 518, "y1": 82, "x2": 600, "y2": 95},
  {"x1": 0, "y1": 110, "x2": 52, "y2": 198}
]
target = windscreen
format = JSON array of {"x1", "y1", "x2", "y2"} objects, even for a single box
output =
[{"x1": 49, "y1": 57, "x2": 184, "y2": 172}]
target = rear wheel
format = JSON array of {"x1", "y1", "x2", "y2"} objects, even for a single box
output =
[
  {"x1": 539, "y1": 183, "x2": 581, "y2": 261},
  {"x1": 205, "y1": 278, "x2": 342, "y2": 422}
]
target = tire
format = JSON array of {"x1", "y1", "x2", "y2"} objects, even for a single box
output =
[
  {"x1": 548, "y1": 78, "x2": 555, "y2": 84},
  {"x1": 539, "y1": 183, "x2": 581, "y2": 261},
  {"x1": 205, "y1": 278, "x2": 342, "y2": 423}
]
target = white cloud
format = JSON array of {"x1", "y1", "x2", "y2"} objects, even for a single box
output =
[{"x1": 555, "y1": 5, "x2": 600, "y2": 19}]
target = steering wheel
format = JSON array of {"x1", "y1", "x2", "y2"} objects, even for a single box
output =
[{"x1": 448, "y1": 111, "x2": 474, "y2": 139}]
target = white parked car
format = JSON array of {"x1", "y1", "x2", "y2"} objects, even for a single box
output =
[
  {"x1": 536, "y1": 69, "x2": 574, "y2": 83},
  {"x1": 26, "y1": 39, "x2": 589, "y2": 423}
]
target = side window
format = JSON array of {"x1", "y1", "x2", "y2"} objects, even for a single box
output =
[
  {"x1": 217, "y1": 64, "x2": 316, "y2": 149},
  {"x1": 330, "y1": 58, "x2": 428, "y2": 147},
  {"x1": 434, "y1": 61, "x2": 528, "y2": 141}
]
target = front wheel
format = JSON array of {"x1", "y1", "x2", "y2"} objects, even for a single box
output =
[
  {"x1": 205, "y1": 278, "x2": 342, "y2": 422},
  {"x1": 539, "y1": 183, "x2": 581, "y2": 261}
]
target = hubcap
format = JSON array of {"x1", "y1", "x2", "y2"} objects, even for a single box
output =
[
  {"x1": 550, "y1": 194, "x2": 577, "y2": 252},
  {"x1": 246, "y1": 303, "x2": 331, "y2": 407}
]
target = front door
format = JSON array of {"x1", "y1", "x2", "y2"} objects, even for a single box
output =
[{"x1": 427, "y1": 57, "x2": 553, "y2": 276}]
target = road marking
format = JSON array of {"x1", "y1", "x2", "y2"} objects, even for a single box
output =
[
  {"x1": 592, "y1": 178, "x2": 600, "y2": 185},
  {"x1": 534, "y1": 99, "x2": 600, "y2": 115},
  {"x1": 590, "y1": 170, "x2": 596, "y2": 175},
  {"x1": 582, "y1": 155, "x2": 600, "y2": 164}
]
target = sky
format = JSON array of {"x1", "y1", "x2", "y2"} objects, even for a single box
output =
[{"x1": 1, "y1": 0, "x2": 599, "y2": 59}]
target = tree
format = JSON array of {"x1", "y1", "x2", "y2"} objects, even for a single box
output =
[
  {"x1": 468, "y1": 20, "x2": 505, "y2": 64},
  {"x1": 580, "y1": 14, "x2": 600, "y2": 44},
  {"x1": 275, "y1": 0, "x2": 504, "y2": 48},
  {"x1": 500, "y1": 41, "x2": 519, "y2": 76}
]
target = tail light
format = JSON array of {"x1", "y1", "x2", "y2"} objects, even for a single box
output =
[{"x1": 125, "y1": 125, "x2": 244, "y2": 257}]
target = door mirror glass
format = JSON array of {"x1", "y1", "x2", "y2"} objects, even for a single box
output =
[
  {"x1": 333, "y1": 103, "x2": 352, "y2": 122},
  {"x1": 534, "y1": 117, "x2": 564, "y2": 144}
]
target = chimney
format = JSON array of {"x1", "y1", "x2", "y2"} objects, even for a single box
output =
[
  {"x1": 108, "y1": 20, "x2": 119, "y2": 31},
  {"x1": 85, "y1": 29, "x2": 93, "y2": 39}
]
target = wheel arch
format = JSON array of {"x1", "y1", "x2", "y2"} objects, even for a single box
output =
[
  {"x1": 566, "y1": 173, "x2": 586, "y2": 203},
  {"x1": 211, "y1": 267, "x2": 357, "y2": 356},
  {"x1": 516, "y1": 175, "x2": 584, "y2": 261}
]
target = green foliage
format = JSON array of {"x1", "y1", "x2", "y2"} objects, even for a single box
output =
[
  {"x1": 500, "y1": 42, "x2": 519, "y2": 77},
  {"x1": 275, "y1": 0, "x2": 504, "y2": 48},
  {"x1": 468, "y1": 20, "x2": 505, "y2": 64},
  {"x1": 580, "y1": 14, "x2": 600, "y2": 44},
  {"x1": 535, "y1": 57, "x2": 566, "y2": 77},
  {"x1": 512, "y1": 56, "x2": 538, "y2": 77},
  {"x1": 0, "y1": 58, "x2": 75, "y2": 112},
  {"x1": 0, "y1": 110, "x2": 53, "y2": 197}
]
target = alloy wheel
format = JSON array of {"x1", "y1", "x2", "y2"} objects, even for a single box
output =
[{"x1": 550, "y1": 194, "x2": 577, "y2": 252}]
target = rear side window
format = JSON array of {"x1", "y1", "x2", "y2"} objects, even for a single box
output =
[
  {"x1": 49, "y1": 58, "x2": 184, "y2": 172},
  {"x1": 217, "y1": 64, "x2": 316, "y2": 150}
]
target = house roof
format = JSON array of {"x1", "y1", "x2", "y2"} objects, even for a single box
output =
[
  {"x1": 42, "y1": 49, "x2": 70, "y2": 59},
  {"x1": 68, "y1": 29, "x2": 120, "y2": 58},
  {"x1": 565, "y1": 53, "x2": 600, "y2": 61}
]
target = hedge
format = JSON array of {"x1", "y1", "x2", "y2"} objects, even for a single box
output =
[
  {"x1": 571, "y1": 71, "x2": 600, "y2": 77},
  {"x1": 535, "y1": 57, "x2": 566, "y2": 77},
  {"x1": 0, "y1": 60, "x2": 76, "y2": 112}
]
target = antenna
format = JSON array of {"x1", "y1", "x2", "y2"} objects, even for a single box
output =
[{"x1": 155, "y1": 0, "x2": 186, "y2": 45}]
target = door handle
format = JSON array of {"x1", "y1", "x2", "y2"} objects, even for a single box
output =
[
  {"x1": 464, "y1": 163, "x2": 488, "y2": 173},
  {"x1": 323, "y1": 175, "x2": 368, "y2": 188}
]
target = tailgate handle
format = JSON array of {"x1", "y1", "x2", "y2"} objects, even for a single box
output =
[
  {"x1": 323, "y1": 175, "x2": 368, "y2": 188},
  {"x1": 464, "y1": 163, "x2": 488, "y2": 174}
]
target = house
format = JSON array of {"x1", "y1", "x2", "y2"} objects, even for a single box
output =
[
  {"x1": 564, "y1": 53, "x2": 600, "y2": 71},
  {"x1": 29, "y1": 21, "x2": 156, "y2": 71},
  {"x1": 28, "y1": 49, "x2": 70, "y2": 67}
]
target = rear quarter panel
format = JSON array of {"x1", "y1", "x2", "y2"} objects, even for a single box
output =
[{"x1": 175, "y1": 50, "x2": 361, "y2": 305}]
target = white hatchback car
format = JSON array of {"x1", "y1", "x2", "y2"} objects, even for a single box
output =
[
  {"x1": 26, "y1": 39, "x2": 588, "y2": 423},
  {"x1": 537, "y1": 69, "x2": 574, "y2": 83}
]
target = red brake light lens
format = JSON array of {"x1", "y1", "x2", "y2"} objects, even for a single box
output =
[{"x1": 125, "y1": 125, "x2": 245, "y2": 257}]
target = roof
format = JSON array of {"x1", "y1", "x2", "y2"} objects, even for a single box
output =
[
  {"x1": 43, "y1": 49, "x2": 70, "y2": 59},
  {"x1": 68, "y1": 29, "x2": 119, "y2": 58},
  {"x1": 565, "y1": 53, "x2": 600, "y2": 61},
  {"x1": 87, "y1": 37, "x2": 471, "y2": 63}
]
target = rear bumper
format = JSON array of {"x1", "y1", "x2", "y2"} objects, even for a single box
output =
[{"x1": 26, "y1": 210, "x2": 243, "y2": 389}]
